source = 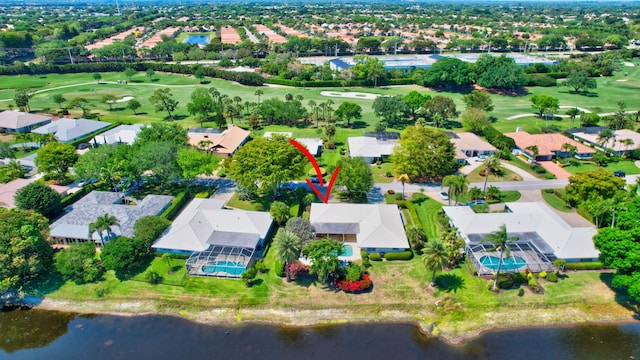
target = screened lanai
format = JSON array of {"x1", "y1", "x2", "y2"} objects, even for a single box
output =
[
  {"x1": 186, "y1": 243, "x2": 258, "y2": 278},
  {"x1": 465, "y1": 241, "x2": 555, "y2": 276}
]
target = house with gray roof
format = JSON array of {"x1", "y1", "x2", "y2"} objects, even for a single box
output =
[
  {"x1": 348, "y1": 136, "x2": 398, "y2": 164},
  {"x1": 153, "y1": 198, "x2": 274, "y2": 278},
  {"x1": 91, "y1": 124, "x2": 144, "y2": 146},
  {"x1": 310, "y1": 203, "x2": 410, "y2": 254},
  {"x1": 443, "y1": 202, "x2": 598, "y2": 275},
  {"x1": 0, "y1": 111, "x2": 52, "y2": 133},
  {"x1": 50, "y1": 191, "x2": 174, "y2": 247},
  {"x1": 32, "y1": 118, "x2": 111, "y2": 143}
]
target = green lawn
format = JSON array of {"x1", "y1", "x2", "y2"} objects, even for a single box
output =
[
  {"x1": 411, "y1": 193, "x2": 443, "y2": 240},
  {"x1": 563, "y1": 159, "x2": 640, "y2": 175},
  {"x1": 505, "y1": 157, "x2": 550, "y2": 179},
  {"x1": 371, "y1": 162, "x2": 395, "y2": 183},
  {"x1": 466, "y1": 165, "x2": 523, "y2": 183},
  {"x1": 541, "y1": 189, "x2": 573, "y2": 212}
]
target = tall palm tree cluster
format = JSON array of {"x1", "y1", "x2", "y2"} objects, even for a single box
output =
[
  {"x1": 441, "y1": 174, "x2": 468, "y2": 205},
  {"x1": 89, "y1": 213, "x2": 120, "y2": 247}
]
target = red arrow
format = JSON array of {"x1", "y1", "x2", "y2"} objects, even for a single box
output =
[{"x1": 290, "y1": 139, "x2": 340, "y2": 204}]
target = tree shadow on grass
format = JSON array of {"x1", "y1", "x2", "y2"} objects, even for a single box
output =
[
  {"x1": 293, "y1": 275, "x2": 317, "y2": 288},
  {"x1": 351, "y1": 121, "x2": 368, "y2": 129},
  {"x1": 166, "y1": 114, "x2": 188, "y2": 121},
  {"x1": 434, "y1": 273, "x2": 466, "y2": 293},
  {"x1": 599, "y1": 272, "x2": 640, "y2": 318}
]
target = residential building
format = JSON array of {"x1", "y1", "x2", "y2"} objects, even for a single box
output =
[
  {"x1": 447, "y1": 132, "x2": 497, "y2": 164},
  {"x1": 566, "y1": 127, "x2": 640, "y2": 155},
  {"x1": 348, "y1": 132, "x2": 399, "y2": 163},
  {"x1": 153, "y1": 198, "x2": 274, "y2": 278},
  {"x1": 32, "y1": 118, "x2": 111, "y2": 143},
  {"x1": 0, "y1": 111, "x2": 52, "y2": 133},
  {"x1": 505, "y1": 131, "x2": 594, "y2": 161},
  {"x1": 0, "y1": 179, "x2": 69, "y2": 209},
  {"x1": 310, "y1": 203, "x2": 410, "y2": 254},
  {"x1": 188, "y1": 125, "x2": 251, "y2": 158},
  {"x1": 50, "y1": 191, "x2": 174, "y2": 246},
  {"x1": 91, "y1": 124, "x2": 144, "y2": 146},
  {"x1": 443, "y1": 202, "x2": 599, "y2": 275}
]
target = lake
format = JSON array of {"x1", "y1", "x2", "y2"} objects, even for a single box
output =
[
  {"x1": 2, "y1": 309, "x2": 640, "y2": 359},
  {"x1": 182, "y1": 35, "x2": 210, "y2": 46}
]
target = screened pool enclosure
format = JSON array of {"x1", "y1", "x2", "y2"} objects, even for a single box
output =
[{"x1": 186, "y1": 244, "x2": 258, "y2": 279}]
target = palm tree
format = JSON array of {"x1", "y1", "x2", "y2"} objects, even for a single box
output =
[
  {"x1": 482, "y1": 224, "x2": 519, "y2": 291},
  {"x1": 482, "y1": 155, "x2": 501, "y2": 196},
  {"x1": 565, "y1": 107, "x2": 582, "y2": 129},
  {"x1": 620, "y1": 138, "x2": 634, "y2": 155},
  {"x1": 273, "y1": 230, "x2": 302, "y2": 281},
  {"x1": 448, "y1": 174, "x2": 469, "y2": 205},
  {"x1": 396, "y1": 173, "x2": 410, "y2": 200},
  {"x1": 524, "y1": 145, "x2": 539, "y2": 162},
  {"x1": 422, "y1": 239, "x2": 449, "y2": 286},
  {"x1": 441, "y1": 175, "x2": 456, "y2": 206},
  {"x1": 597, "y1": 128, "x2": 615, "y2": 150},
  {"x1": 254, "y1": 89, "x2": 263, "y2": 104},
  {"x1": 89, "y1": 213, "x2": 120, "y2": 247}
]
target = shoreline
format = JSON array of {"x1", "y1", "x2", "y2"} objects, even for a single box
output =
[{"x1": 29, "y1": 297, "x2": 639, "y2": 345}]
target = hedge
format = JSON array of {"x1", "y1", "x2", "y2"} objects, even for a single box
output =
[
  {"x1": 383, "y1": 250, "x2": 414, "y2": 261},
  {"x1": 564, "y1": 262, "x2": 605, "y2": 270},
  {"x1": 369, "y1": 252, "x2": 382, "y2": 261},
  {"x1": 160, "y1": 191, "x2": 189, "y2": 221},
  {"x1": 525, "y1": 73, "x2": 557, "y2": 87},
  {"x1": 70, "y1": 122, "x2": 121, "y2": 148}
]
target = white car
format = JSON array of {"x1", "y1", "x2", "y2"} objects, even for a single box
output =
[{"x1": 439, "y1": 191, "x2": 449, "y2": 200}]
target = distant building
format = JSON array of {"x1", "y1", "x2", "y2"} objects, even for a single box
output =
[
  {"x1": 0, "y1": 179, "x2": 68, "y2": 209},
  {"x1": 188, "y1": 125, "x2": 251, "y2": 158},
  {"x1": 32, "y1": 118, "x2": 111, "y2": 143},
  {"x1": 505, "y1": 131, "x2": 594, "y2": 161},
  {"x1": 0, "y1": 111, "x2": 52, "y2": 134},
  {"x1": 566, "y1": 127, "x2": 640, "y2": 156},
  {"x1": 91, "y1": 124, "x2": 144, "y2": 146}
]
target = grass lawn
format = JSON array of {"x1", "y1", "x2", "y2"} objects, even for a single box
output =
[
  {"x1": 411, "y1": 193, "x2": 443, "y2": 240},
  {"x1": 541, "y1": 189, "x2": 573, "y2": 212},
  {"x1": 466, "y1": 165, "x2": 523, "y2": 182},
  {"x1": 505, "y1": 157, "x2": 550, "y2": 180},
  {"x1": 563, "y1": 159, "x2": 640, "y2": 175},
  {"x1": 371, "y1": 162, "x2": 395, "y2": 183}
]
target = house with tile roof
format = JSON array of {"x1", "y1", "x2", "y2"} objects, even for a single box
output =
[
  {"x1": 0, "y1": 111, "x2": 52, "y2": 133},
  {"x1": 0, "y1": 179, "x2": 69, "y2": 209},
  {"x1": 505, "y1": 131, "x2": 594, "y2": 161},
  {"x1": 188, "y1": 125, "x2": 250, "y2": 158},
  {"x1": 566, "y1": 127, "x2": 640, "y2": 155}
]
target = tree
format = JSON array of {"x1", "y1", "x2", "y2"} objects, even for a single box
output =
[
  {"x1": 562, "y1": 70, "x2": 597, "y2": 94},
  {"x1": 100, "y1": 236, "x2": 142, "y2": 275},
  {"x1": 254, "y1": 89, "x2": 263, "y2": 104},
  {"x1": 372, "y1": 95, "x2": 409, "y2": 127},
  {"x1": 68, "y1": 97, "x2": 91, "y2": 117},
  {"x1": 564, "y1": 168, "x2": 626, "y2": 207},
  {"x1": 422, "y1": 239, "x2": 449, "y2": 286},
  {"x1": 406, "y1": 226, "x2": 427, "y2": 250},
  {"x1": 177, "y1": 148, "x2": 219, "y2": 186},
  {"x1": 530, "y1": 94, "x2": 559, "y2": 118},
  {"x1": 89, "y1": 213, "x2": 120, "y2": 247},
  {"x1": 442, "y1": 174, "x2": 468, "y2": 206},
  {"x1": 51, "y1": 94, "x2": 66, "y2": 110},
  {"x1": 325, "y1": 124, "x2": 336, "y2": 140},
  {"x1": 482, "y1": 155, "x2": 501, "y2": 195},
  {"x1": 145, "y1": 68, "x2": 155, "y2": 81},
  {"x1": 195, "y1": 68, "x2": 206, "y2": 83},
  {"x1": 127, "y1": 99, "x2": 141, "y2": 115},
  {"x1": 396, "y1": 173, "x2": 410, "y2": 200},
  {"x1": 334, "y1": 157, "x2": 374, "y2": 199},
  {"x1": 137, "y1": 141, "x2": 181, "y2": 187},
  {"x1": 565, "y1": 107, "x2": 582, "y2": 129},
  {"x1": 404, "y1": 91, "x2": 429, "y2": 119},
  {"x1": 351, "y1": 56, "x2": 386, "y2": 87},
  {"x1": 186, "y1": 87, "x2": 214, "y2": 124},
  {"x1": 461, "y1": 108, "x2": 491, "y2": 133},
  {"x1": 421, "y1": 57, "x2": 473, "y2": 88},
  {"x1": 54, "y1": 242, "x2": 104, "y2": 284},
  {"x1": 14, "y1": 89, "x2": 31, "y2": 112},
  {"x1": 101, "y1": 94, "x2": 117, "y2": 111},
  {"x1": 483, "y1": 224, "x2": 519, "y2": 291},
  {"x1": 93, "y1": 73, "x2": 102, "y2": 81},
  {"x1": 123, "y1": 68, "x2": 137, "y2": 81},
  {"x1": 273, "y1": 230, "x2": 302, "y2": 267},
  {"x1": 136, "y1": 122, "x2": 188, "y2": 148},
  {"x1": 422, "y1": 95, "x2": 459, "y2": 128},
  {"x1": 392, "y1": 125, "x2": 457, "y2": 182},
  {"x1": 224, "y1": 135, "x2": 305, "y2": 197},
  {"x1": 285, "y1": 217, "x2": 314, "y2": 245},
  {"x1": 525, "y1": 145, "x2": 539, "y2": 160},
  {"x1": 14, "y1": 182, "x2": 61, "y2": 219},
  {"x1": 580, "y1": 112, "x2": 600, "y2": 127},
  {"x1": 35, "y1": 142, "x2": 78, "y2": 180},
  {"x1": 475, "y1": 54, "x2": 525, "y2": 89},
  {"x1": 270, "y1": 201, "x2": 290, "y2": 225},
  {"x1": 0, "y1": 142, "x2": 16, "y2": 159},
  {"x1": 133, "y1": 215, "x2": 171, "y2": 253},
  {"x1": 149, "y1": 88, "x2": 179, "y2": 120},
  {"x1": 302, "y1": 238, "x2": 343, "y2": 284},
  {"x1": 462, "y1": 90, "x2": 494, "y2": 112},
  {"x1": 334, "y1": 102, "x2": 362, "y2": 127},
  {"x1": 0, "y1": 209, "x2": 51, "y2": 293},
  {"x1": 597, "y1": 128, "x2": 615, "y2": 149}
]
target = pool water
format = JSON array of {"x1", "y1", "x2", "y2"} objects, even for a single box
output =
[
  {"x1": 479, "y1": 255, "x2": 526, "y2": 271},
  {"x1": 331, "y1": 244, "x2": 354, "y2": 257},
  {"x1": 201, "y1": 261, "x2": 245, "y2": 276},
  {"x1": 183, "y1": 35, "x2": 210, "y2": 46}
]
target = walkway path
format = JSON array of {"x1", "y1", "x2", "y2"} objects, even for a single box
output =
[
  {"x1": 505, "y1": 109, "x2": 638, "y2": 121},
  {"x1": 537, "y1": 161, "x2": 572, "y2": 179}
]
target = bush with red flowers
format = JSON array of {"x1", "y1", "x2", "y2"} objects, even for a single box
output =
[
  {"x1": 285, "y1": 260, "x2": 310, "y2": 280},
  {"x1": 335, "y1": 273, "x2": 372, "y2": 293}
]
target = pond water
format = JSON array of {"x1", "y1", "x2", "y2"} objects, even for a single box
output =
[
  {"x1": 2, "y1": 309, "x2": 640, "y2": 359},
  {"x1": 182, "y1": 35, "x2": 210, "y2": 46}
]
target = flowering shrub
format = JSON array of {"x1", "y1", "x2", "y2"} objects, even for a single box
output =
[
  {"x1": 285, "y1": 260, "x2": 310, "y2": 280},
  {"x1": 335, "y1": 273, "x2": 372, "y2": 293}
]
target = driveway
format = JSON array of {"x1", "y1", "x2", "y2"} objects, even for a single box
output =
[{"x1": 538, "y1": 161, "x2": 572, "y2": 179}]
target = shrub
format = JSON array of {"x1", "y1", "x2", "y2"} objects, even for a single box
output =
[
  {"x1": 241, "y1": 267, "x2": 258, "y2": 286},
  {"x1": 546, "y1": 272, "x2": 558, "y2": 282},
  {"x1": 539, "y1": 271, "x2": 547, "y2": 279},
  {"x1": 254, "y1": 259, "x2": 267, "y2": 274},
  {"x1": 394, "y1": 193, "x2": 403, "y2": 201},
  {"x1": 383, "y1": 250, "x2": 414, "y2": 261},
  {"x1": 194, "y1": 191, "x2": 209, "y2": 199},
  {"x1": 509, "y1": 272, "x2": 527, "y2": 284},
  {"x1": 543, "y1": 173, "x2": 556, "y2": 179},
  {"x1": 518, "y1": 288, "x2": 525, "y2": 296},
  {"x1": 553, "y1": 259, "x2": 566, "y2": 270},
  {"x1": 161, "y1": 191, "x2": 188, "y2": 220},
  {"x1": 528, "y1": 278, "x2": 540, "y2": 292},
  {"x1": 563, "y1": 262, "x2": 604, "y2": 270},
  {"x1": 345, "y1": 263, "x2": 363, "y2": 282},
  {"x1": 369, "y1": 253, "x2": 382, "y2": 261},
  {"x1": 335, "y1": 273, "x2": 372, "y2": 293},
  {"x1": 285, "y1": 260, "x2": 310, "y2": 279},
  {"x1": 274, "y1": 261, "x2": 285, "y2": 277},
  {"x1": 497, "y1": 277, "x2": 514, "y2": 289},
  {"x1": 145, "y1": 269, "x2": 162, "y2": 284},
  {"x1": 395, "y1": 200, "x2": 408, "y2": 209}
]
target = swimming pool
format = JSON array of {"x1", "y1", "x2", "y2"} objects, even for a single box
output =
[
  {"x1": 183, "y1": 35, "x2": 210, "y2": 46},
  {"x1": 479, "y1": 255, "x2": 526, "y2": 271},
  {"x1": 332, "y1": 244, "x2": 354, "y2": 257},
  {"x1": 201, "y1": 261, "x2": 245, "y2": 276}
]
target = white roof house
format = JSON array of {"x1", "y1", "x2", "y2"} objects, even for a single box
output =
[
  {"x1": 32, "y1": 118, "x2": 111, "y2": 143},
  {"x1": 567, "y1": 127, "x2": 640, "y2": 154},
  {"x1": 295, "y1": 138, "x2": 323, "y2": 156},
  {"x1": 443, "y1": 202, "x2": 598, "y2": 261},
  {"x1": 152, "y1": 198, "x2": 273, "y2": 253},
  {"x1": 91, "y1": 124, "x2": 144, "y2": 145},
  {"x1": 0, "y1": 111, "x2": 52, "y2": 133},
  {"x1": 310, "y1": 203, "x2": 409, "y2": 252},
  {"x1": 347, "y1": 136, "x2": 398, "y2": 162}
]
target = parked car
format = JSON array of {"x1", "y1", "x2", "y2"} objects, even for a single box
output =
[
  {"x1": 467, "y1": 199, "x2": 487, "y2": 206},
  {"x1": 475, "y1": 155, "x2": 487, "y2": 162},
  {"x1": 614, "y1": 171, "x2": 626, "y2": 178},
  {"x1": 439, "y1": 191, "x2": 449, "y2": 200},
  {"x1": 77, "y1": 143, "x2": 89, "y2": 150}
]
